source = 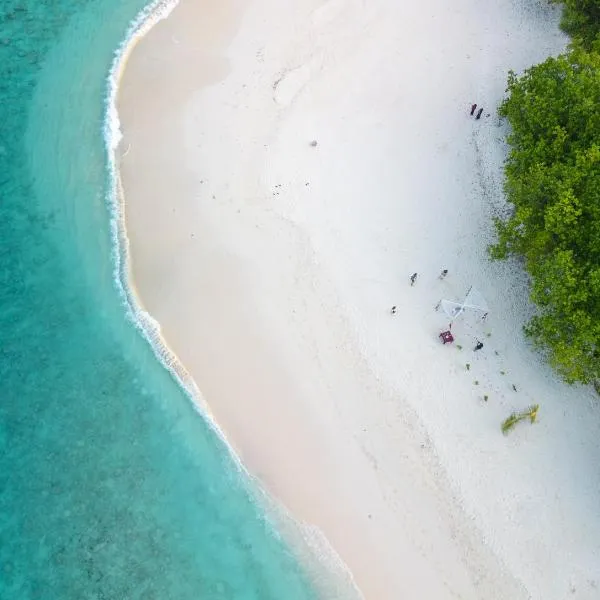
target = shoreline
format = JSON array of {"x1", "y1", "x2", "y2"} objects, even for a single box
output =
[
  {"x1": 114, "y1": 1, "x2": 519, "y2": 597},
  {"x1": 106, "y1": 2, "x2": 366, "y2": 598},
  {"x1": 106, "y1": 0, "x2": 232, "y2": 447},
  {"x1": 115, "y1": 0, "x2": 600, "y2": 598}
]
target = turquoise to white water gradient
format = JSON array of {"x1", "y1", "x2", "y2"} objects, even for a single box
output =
[{"x1": 0, "y1": 1, "x2": 339, "y2": 598}]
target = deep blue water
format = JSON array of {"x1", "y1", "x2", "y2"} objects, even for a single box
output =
[{"x1": 0, "y1": 1, "x2": 325, "y2": 597}]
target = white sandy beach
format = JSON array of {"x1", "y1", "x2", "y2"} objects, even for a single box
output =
[{"x1": 117, "y1": 0, "x2": 600, "y2": 598}]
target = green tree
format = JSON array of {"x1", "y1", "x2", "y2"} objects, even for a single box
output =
[
  {"x1": 551, "y1": 0, "x2": 600, "y2": 47},
  {"x1": 493, "y1": 43, "x2": 600, "y2": 383}
]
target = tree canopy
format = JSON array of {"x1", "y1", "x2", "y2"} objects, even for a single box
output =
[
  {"x1": 493, "y1": 42, "x2": 600, "y2": 383},
  {"x1": 551, "y1": 0, "x2": 600, "y2": 48}
]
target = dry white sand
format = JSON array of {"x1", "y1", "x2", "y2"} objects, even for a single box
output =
[{"x1": 118, "y1": 0, "x2": 600, "y2": 598}]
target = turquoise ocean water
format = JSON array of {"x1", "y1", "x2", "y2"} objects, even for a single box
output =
[{"x1": 0, "y1": 1, "x2": 337, "y2": 598}]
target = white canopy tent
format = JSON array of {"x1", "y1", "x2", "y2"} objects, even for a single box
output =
[{"x1": 440, "y1": 286, "x2": 488, "y2": 322}]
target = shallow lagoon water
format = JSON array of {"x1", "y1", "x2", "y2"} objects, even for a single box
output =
[{"x1": 0, "y1": 1, "x2": 326, "y2": 597}]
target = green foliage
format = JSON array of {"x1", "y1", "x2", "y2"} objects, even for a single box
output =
[
  {"x1": 551, "y1": 0, "x2": 600, "y2": 48},
  {"x1": 501, "y1": 404, "x2": 540, "y2": 435},
  {"x1": 493, "y1": 43, "x2": 600, "y2": 383}
]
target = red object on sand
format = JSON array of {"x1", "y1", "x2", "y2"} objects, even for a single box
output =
[{"x1": 439, "y1": 330, "x2": 454, "y2": 344}]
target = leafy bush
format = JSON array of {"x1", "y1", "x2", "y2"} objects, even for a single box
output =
[
  {"x1": 552, "y1": 0, "x2": 600, "y2": 48},
  {"x1": 501, "y1": 404, "x2": 540, "y2": 435},
  {"x1": 493, "y1": 43, "x2": 600, "y2": 383}
]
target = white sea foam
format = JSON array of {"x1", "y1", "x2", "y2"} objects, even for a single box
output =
[
  {"x1": 103, "y1": 5, "x2": 363, "y2": 599},
  {"x1": 256, "y1": 481, "x2": 366, "y2": 600},
  {"x1": 103, "y1": 0, "x2": 240, "y2": 465}
]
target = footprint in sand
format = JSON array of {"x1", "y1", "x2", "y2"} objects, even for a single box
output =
[
  {"x1": 273, "y1": 64, "x2": 312, "y2": 106},
  {"x1": 273, "y1": 0, "x2": 351, "y2": 106}
]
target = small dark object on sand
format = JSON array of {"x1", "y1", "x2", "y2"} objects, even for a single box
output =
[
  {"x1": 476, "y1": 107, "x2": 483, "y2": 120},
  {"x1": 470, "y1": 103, "x2": 477, "y2": 116},
  {"x1": 439, "y1": 269, "x2": 448, "y2": 279},
  {"x1": 310, "y1": 140, "x2": 318, "y2": 147},
  {"x1": 440, "y1": 330, "x2": 454, "y2": 344},
  {"x1": 391, "y1": 306, "x2": 397, "y2": 315},
  {"x1": 410, "y1": 272, "x2": 418, "y2": 286},
  {"x1": 474, "y1": 340, "x2": 484, "y2": 351}
]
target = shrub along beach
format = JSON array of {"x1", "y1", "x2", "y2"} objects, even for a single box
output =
[{"x1": 493, "y1": 0, "x2": 600, "y2": 384}]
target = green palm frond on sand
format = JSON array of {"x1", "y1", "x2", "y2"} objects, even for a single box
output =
[{"x1": 501, "y1": 404, "x2": 539, "y2": 435}]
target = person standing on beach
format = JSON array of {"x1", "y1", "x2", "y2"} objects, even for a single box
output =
[
  {"x1": 470, "y1": 103, "x2": 477, "y2": 116},
  {"x1": 474, "y1": 340, "x2": 484, "y2": 351},
  {"x1": 410, "y1": 272, "x2": 418, "y2": 286},
  {"x1": 476, "y1": 107, "x2": 483, "y2": 120},
  {"x1": 439, "y1": 269, "x2": 448, "y2": 279},
  {"x1": 391, "y1": 306, "x2": 397, "y2": 315}
]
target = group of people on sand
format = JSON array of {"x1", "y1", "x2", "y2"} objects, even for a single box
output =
[
  {"x1": 390, "y1": 103, "x2": 488, "y2": 343},
  {"x1": 390, "y1": 269, "x2": 448, "y2": 314},
  {"x1": 391, "y1": 268, "x2": 488, "y2": 352},
  {"x1": 470, "y1": 102, "x2": 485, "y2": 120},
  {"x1": 407, "y1": 268, "x2": 447, "y2": 288}
]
